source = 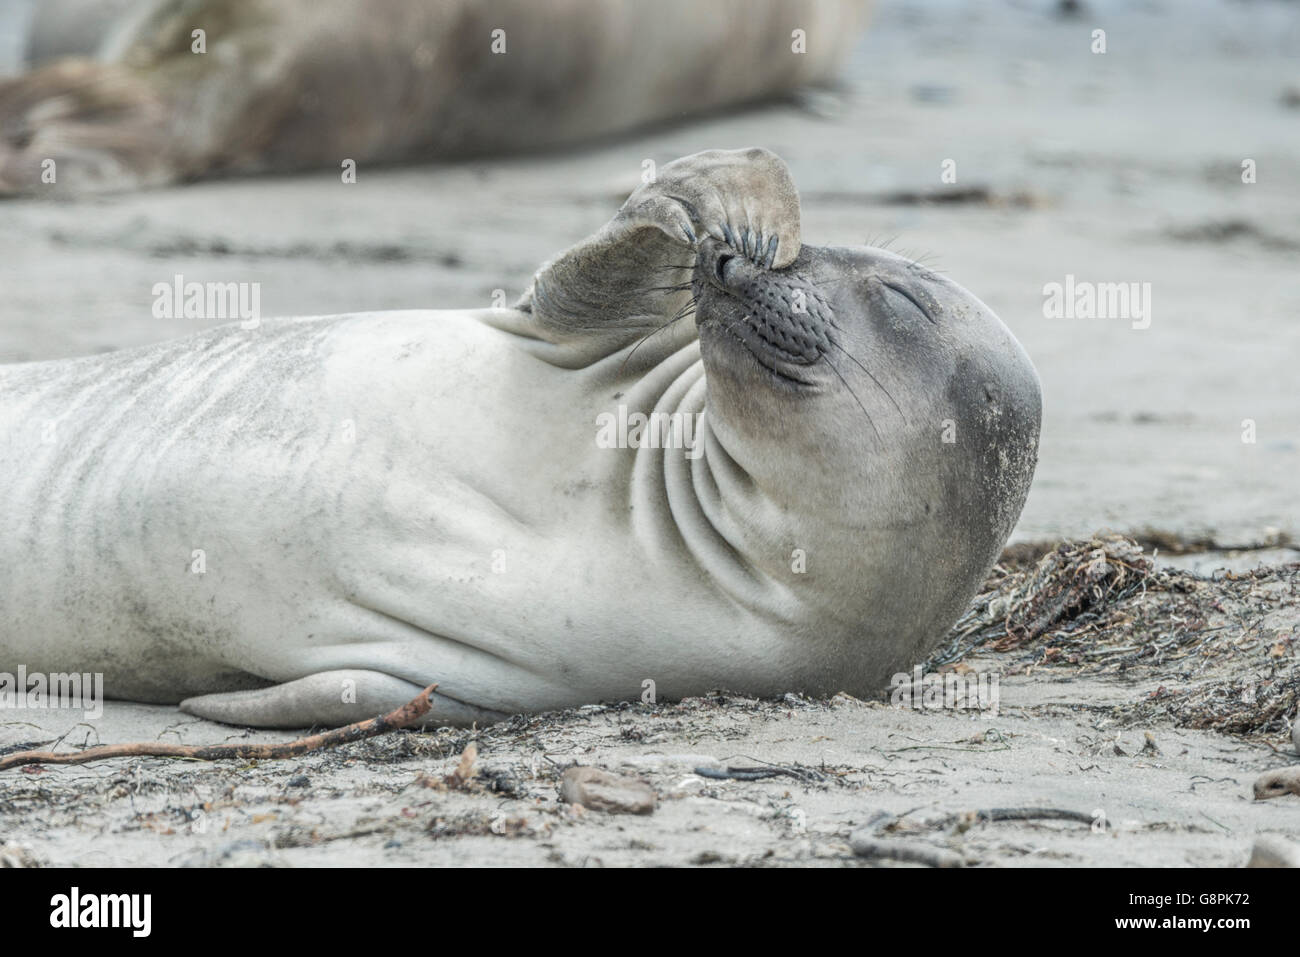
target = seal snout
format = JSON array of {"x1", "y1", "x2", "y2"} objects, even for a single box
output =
[
  {"x1": 695, "y1": 237, "x2": 744, "y2": 289},
  {"x1": 692, "y1": 239, "x2": 835, "y2": 370}
]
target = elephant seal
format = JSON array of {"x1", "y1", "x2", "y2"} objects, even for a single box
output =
[
  {"x1": 0, "y1": 0, "x2": 869, "y2": 194},
  {"x1": 0, "y1": 148, "x2": 1041, "y2": 728}
]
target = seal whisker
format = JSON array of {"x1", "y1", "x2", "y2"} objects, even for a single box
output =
[
  {"x1": 619, "y1": 300, "x2": 696, "y2": 371},
  {"x1": 800, "y1": 274, "x2": 854, "y2": 283},
  {"x1": 668, "y1": 298, "x2": 699, "y2": 323},
  {"x1": 710, "y1": 312, "x2": 817, "y2": 388},
  {"x1": 822, "y1": 352, "x2": 883, "y2": 448},
  {"x1": 828, "y1": 341, "x2": 905, "y2": 418},
  {"x1": 908, "y1": 254, "x2": 945, "y2": 277}
]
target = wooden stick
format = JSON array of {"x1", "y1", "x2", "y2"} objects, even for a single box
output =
[
  {"x1": 849, "y1": 834, "x2": 964, "y2": 868},
  {"x1": 962, "y1": 807, "x2": 1098, "y2": 826},
  {"x1": 0, "y1": 683, "x2": 438, "y2": 772}
]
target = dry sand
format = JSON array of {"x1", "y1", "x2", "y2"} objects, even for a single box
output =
[{"x1": 1, "y1": 537, "x2": 1295, "y2": 868}]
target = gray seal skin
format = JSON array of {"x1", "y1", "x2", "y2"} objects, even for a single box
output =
[
  {"x1": 0, "y1": 149, "x2": 1041, "y2": 728},
  {"x1": 0, "y1": 0, "x2": 869, "y2": 194}
]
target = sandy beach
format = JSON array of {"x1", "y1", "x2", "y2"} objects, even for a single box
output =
[{"x1": 0, "y1": 0, "x2": 1297, "y2": 866}]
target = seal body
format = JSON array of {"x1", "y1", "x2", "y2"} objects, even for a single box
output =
[
  {"x1": 0, "y1": 149, "x2": 1040, "y2": 726},
  {"x1": 0, "y1": 309, "x2": 718, "y2": 723},
  {"x1": 1, "y1": 0, "x2": 870, "y2": 193}
]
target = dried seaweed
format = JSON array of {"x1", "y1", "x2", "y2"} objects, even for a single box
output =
[
  {"x1": 926, "y1": 536, "x2": 1300, "y2": 739},
  {"x1": 929, "y1": 535, "x2": 1184, "y2": 664}
]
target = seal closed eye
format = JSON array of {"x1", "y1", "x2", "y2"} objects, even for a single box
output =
[{"x1": 875, "y1": 279, "x2": 941, "y2": 325}]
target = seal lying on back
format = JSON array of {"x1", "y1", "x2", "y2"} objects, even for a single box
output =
[
  {"x1": 0, "y1": 0, "x2": 869, "y2": 194},
  {"x1": 0, "y1": 148, "x2": 1041, "y2": 728}
]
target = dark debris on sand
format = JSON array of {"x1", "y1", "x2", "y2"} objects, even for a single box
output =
[{"x1": 927, "y1": 535, "x2": 1299, "y2": 741}]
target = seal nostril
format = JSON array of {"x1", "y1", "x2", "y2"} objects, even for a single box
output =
[{"x1": 715, "y1": 253, "x2": 733, "y2": 283}]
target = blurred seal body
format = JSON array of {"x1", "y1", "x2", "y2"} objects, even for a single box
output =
[
  {"x1": 1, "y1": 0, "x2": 869, "y2": 193},
  {"x1": 0, "y1": 149, "x2": 1040, "y2": 727}
]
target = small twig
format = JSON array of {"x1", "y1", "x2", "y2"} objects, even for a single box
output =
[
  {"x1": 931, "y1": 806, "x2": 1099, "y2": 829},
  {"x1": 972, "y1": 807, "x2": 1097, "y2": 825},
  {"x1": 847, "y1": 802, "x2": 1094, "y2": 866},
  {"x1": 696, "y1": 766, "x2": 784, "y2": 781},
  {"x1": 849, "y1": 834, "x2": 964, "y2": 868},
  {"x1": 1199, "y1": 810, "x2": 1231, "y2": 834},
  {"x1": 0, "y1": 684, "x2": 438, "y2": 772},
  {"x1": 887, "y1": 742, "x2": 1012, "y2": 754},
  {"x1": 694, "y1": 764, "x2": 825, "y2": 783}
]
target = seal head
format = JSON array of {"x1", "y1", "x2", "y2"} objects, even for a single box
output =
[{"x1": 691, "y1": 236, "x2": 1042, "y2": 683}]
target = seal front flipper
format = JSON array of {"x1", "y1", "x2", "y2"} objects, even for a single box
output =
[
  {"x1": 618, "y1": 146, "x2": 803, "y2": 269},
  {"x1": 522, "y1": 148, "x2": 803, "y2": 339},
  {"x1": 179, "y1": 670, "x2": 507, "y2": 729}
]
